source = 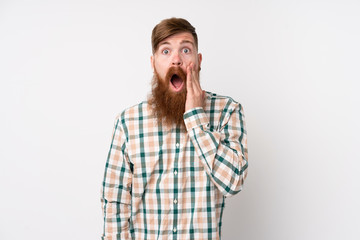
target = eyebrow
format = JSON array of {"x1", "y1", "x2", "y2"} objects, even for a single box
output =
[
  {"x1": 180, "y1": 40, "x2": 195, "y2": 46},
  {"x1": 159, "y1": 40, "x2": 195, "y2": 48}
]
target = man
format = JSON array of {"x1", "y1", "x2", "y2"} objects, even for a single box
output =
[{"x1": 101, "y1": 17, "x2": 248, "y2": 240}]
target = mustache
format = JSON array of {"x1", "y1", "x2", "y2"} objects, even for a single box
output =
[{"x1": 165, "y1": 67, "x2": 187, "y2": 84}]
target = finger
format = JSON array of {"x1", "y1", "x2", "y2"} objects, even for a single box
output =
[{"x1": 186, "y1": 64, "x2": 194, "y2": 92}]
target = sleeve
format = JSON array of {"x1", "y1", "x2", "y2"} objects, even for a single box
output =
[
  {"x1": 183, "y1": 102, "x2": 248, "y2": 198},
  {"x1": 101, "y1": 114, "x2": 133, "y2": 240}
]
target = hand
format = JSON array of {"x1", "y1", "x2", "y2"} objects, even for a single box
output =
[{"x1": 185, "y1": 62, "x2": 206, "y2": 112}]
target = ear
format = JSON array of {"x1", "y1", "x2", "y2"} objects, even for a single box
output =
[
  {"x1": 150, "y1": 55, "x2": 154, "y2": 70},
  {"x1": 198, "y1": 53, "x2": 202, "y2": 70}
]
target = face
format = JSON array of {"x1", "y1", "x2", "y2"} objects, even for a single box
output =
[
  {"x1": 151, "y1": 32, "x2": 202, "y2": 93},
  {"x1": 148, "y1": 32, "x2": 202, "y2": 127}
]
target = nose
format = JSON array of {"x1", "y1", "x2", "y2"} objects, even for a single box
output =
[{"x1": 171, "y1": 52, "x2": 182, "y2": 66}]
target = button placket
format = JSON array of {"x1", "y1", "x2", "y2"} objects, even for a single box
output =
[{"x1": 173, "y1": 131, "x2": 181, "y2": 236}]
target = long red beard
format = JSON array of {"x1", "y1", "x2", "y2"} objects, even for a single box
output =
[{"x1": 148, "y1": 67, "x2": 188, "y2": 128}]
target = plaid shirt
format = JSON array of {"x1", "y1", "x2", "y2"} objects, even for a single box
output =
[{"x1": 101, "y1": 91, "x2": 248, "y2": 240}]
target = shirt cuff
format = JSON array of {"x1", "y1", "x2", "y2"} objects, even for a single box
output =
[{"x1": 183, "y1": 107, "x2": 210, "y2": 130}]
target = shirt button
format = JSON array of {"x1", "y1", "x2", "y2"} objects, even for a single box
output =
[
  {"x1": 173, "y1": 228, "x2": 177, "y2": 233},
  {"x1": 176, "y1": 142, "x2": 180, "y2": 148},
  {"x1": 174, "y1": 170, "x2": 178, "y2": 175},
  {"x1": 173, "y1": 199, "x2": 178, "y2": 204}
]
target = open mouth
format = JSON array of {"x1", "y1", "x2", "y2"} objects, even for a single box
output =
[{"x1": 170, "y1": 74, "x2": 184, "y2": 91}]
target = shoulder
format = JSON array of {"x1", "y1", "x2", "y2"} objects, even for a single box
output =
[
  {"x1": 204, "y1": 91, "x2": 246, "y2": 130},
  {"x1": 205, "y1": 91, "x2": 243, "y2": 114},
  {"x1": 114, "y1": 101, "x2": 150, "y2": 126}
]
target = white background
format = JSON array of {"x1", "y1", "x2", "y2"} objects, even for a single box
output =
[{"x1": 1, "y1": 0, "x2": 359, "y2": 239}]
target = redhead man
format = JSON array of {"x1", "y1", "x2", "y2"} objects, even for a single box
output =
[{"x1": 101, "y1": 17, "x2": 248, "y2": 240}]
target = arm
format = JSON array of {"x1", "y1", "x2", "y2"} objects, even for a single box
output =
[
  {"x1": 183, "y1": 102, "x2": 248, "y2": 197},
  {"x1": 101, "y1": 114, "x2": 132, "y2": 240}
]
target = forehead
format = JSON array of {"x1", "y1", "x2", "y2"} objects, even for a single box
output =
[{"x1": 158, "y1": 32, "x2": 195, "y2": 47}]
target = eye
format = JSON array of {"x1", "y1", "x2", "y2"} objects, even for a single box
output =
[
  {"x1": 183, "y1": 48, "x2": 190, "y2": 54},
  {"x1": 162, "y1": 49, "x2": 169, "y2": 54}
]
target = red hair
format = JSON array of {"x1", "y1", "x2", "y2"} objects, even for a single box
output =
[{"x1": 151, "y1": 18, "x2": 198, "y2": 54}]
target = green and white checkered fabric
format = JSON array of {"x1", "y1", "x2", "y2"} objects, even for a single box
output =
[{"x1": 101, "y1": 91, "x2": 248, "y2": 240}]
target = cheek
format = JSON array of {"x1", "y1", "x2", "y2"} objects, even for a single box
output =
[
  {"x1": 155, "y1": 63, "x2": 166, "y2": 77},
  {"x1": 155, "y1": 66, "x2": 167, "y2": 79},
  {"x1": 186, "y1": 55, "x2": 198, "y2": 66}
]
